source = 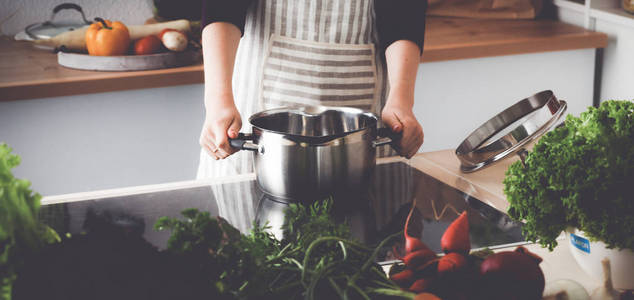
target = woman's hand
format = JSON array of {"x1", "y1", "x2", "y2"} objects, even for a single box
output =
[
  {"x1": 382, "y1": 98, "x2": 424, "y2": 159},
  {"x1": 199, "y1": 94, "x2": 242, "y2": 160},
  {"x1": 200, "y1": 22, "x2": 243, "y2": 160},
  {"x1": 382, "y1": 40, "x2": 424, "y2": 159}
]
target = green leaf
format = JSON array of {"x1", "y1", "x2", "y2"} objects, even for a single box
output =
[
  {"x1": 504, "y1": 100, "x2": 634, "y2": 250},
  {"x1": 0, "y1": 143, "x2": 59, "y2": 300}
]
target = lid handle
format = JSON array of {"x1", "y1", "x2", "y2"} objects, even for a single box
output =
[{"x1": 51, "y1": 3, "x2": 91, "y2": 25}]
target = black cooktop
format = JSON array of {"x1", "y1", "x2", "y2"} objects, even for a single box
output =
[{"x1": 40, "y1": 162, "x2": 525, "y2": 257}]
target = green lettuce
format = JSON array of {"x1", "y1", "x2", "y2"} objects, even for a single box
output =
[
  {"x1": 504, "y1": 100, "x2": 634, "y2": 250},
  {"x1": 0, "y1": 144, "x2": 59, "y2": 300}
]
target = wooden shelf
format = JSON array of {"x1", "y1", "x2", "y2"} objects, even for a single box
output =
[
  {"x1": 422, "y1": 17, "x2": 606, "y2": 62},
  {"x1": 0, "y1": 17, "x2": 607, "y2": 101},
  {"x1": 0, "y1": 37, "x2": 205, "y2": 101}
]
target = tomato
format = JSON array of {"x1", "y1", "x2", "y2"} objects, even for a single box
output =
[{"x1": 133, "y1": 35, "x2": 163, "y2": 55}]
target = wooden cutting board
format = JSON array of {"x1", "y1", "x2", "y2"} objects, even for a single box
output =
[{"x1": 57, "y1": 50, "x2": 201, "y2": 71}]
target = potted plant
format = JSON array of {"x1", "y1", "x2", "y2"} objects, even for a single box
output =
[{"x1": 503, "y1": 100, "x2": 634, "y2": 289}]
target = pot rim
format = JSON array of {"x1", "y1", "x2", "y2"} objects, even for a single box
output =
[{"x1": 248, "y1": 106, "x2": 379, "y2": 140}]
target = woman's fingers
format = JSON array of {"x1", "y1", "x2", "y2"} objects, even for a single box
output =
[
  {"x1": 381, "y1": 103, "x2": 423, "y2": 159},
  {"x1": 201, "y1": 120, "x2": 241, "y2": 160},
  {"x1": 210, "y1": 121, "x2": 232, "y2": 158},
  {"x1": 382, "y1": 111, "x2": 404, "y2": 133},
  {"x1": 228, "y1": 118, "x2": 242, "y2": 139},
  {"x1": 398, "y1": 118, "x2": 424, "y2": 158},
  {"x1": 200, "y1": 134, "x2": 220, "y2": 160}
]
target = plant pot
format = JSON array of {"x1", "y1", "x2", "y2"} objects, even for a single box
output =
[{"x1": 567, "y1": 229, "x2": 634, "y2": 290}]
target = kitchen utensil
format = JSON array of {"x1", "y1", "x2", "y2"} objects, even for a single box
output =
[
  {"x1": 25, "y1": 3, "x2": 91, "y2": 40},
  {"x1": 57, "y1": 50, "x2": 201, "y2": 71},
  {"x1": 230, "y1": 106, "x2": 396, "y2": 200},
  {"x1": 455, "y1": 90, "x2": 567, "y2": 173}
]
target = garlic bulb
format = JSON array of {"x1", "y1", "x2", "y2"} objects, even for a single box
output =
[
  {"x1": 161, "y1": 31, "x2": 188, "y2": 52},
  {"x1": 590, "y1": 258, "x2": 620, "y2": 300},
  {"x1": 543, "y1": 279, "x2": 589, "y2": 300}
]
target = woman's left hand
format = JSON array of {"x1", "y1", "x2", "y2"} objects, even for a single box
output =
[{"x1": 381, "y1": 102, "x2": 424, "y2": 158}]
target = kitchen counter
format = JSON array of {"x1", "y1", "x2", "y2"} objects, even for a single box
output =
[
  {"x1": 0, "y1": 17, "x2": 607, "y2": 101},
  {"x1": 40, "y1": 150, "x2": 602, "y2": 294},
  {"x1": 412, "y1": 150, "x2": 602, "y2": 292}
]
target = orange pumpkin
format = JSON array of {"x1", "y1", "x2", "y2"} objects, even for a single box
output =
[{"x1": 85, "y1": 18, "x2": 130, "y2": 56}]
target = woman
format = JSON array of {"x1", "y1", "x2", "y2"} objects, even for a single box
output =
[{"x1": 197, "y1": 0, "x2": 427, "y2": 231}]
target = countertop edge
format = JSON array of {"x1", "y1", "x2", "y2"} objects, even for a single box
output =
[
  {"x1": 422, "y1": 31, "x2": 608, "y2": 62},
  {"x1": 0, "y1": 65, "x2": 204, "y2": 101}
]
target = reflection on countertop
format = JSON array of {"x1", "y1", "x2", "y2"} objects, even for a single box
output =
[{"x1": 40, "y1": 161, "x2": 525, "y2": 259}]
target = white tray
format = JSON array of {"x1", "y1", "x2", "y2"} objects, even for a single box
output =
[{"x1": 57, "y1": 50, "x2": 201, "y2": 71}]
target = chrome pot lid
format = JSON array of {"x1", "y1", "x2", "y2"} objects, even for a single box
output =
[
  {"x1": 25, "y1": 3, "x2": 91, "y2": 40},
  {"x1": 455, "y1": 90, "x2": 567, "y2": 173}
]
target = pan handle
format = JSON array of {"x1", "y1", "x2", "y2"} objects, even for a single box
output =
[
  {"x1": 229, "y1": 133, "x2": 259, "y2": 152},
  {"x1": 372, "y1": 127, "x2": 401, "y2": 148}
]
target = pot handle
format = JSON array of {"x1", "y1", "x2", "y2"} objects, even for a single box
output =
[
  {"x1": 372, "y1": 127, "x2": 400, "y2": 148},
  {"x1": 229, "y1": 133, "x2": 259, "y2": 152}
]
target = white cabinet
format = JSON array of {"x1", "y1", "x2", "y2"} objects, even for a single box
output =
[{"x1": 554, "y1": 0, "x2": 634, "y2": 100}]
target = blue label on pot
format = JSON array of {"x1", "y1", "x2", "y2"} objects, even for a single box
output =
[{"x1": 570, "y1": 233, "x2": 591, "y2": 253}]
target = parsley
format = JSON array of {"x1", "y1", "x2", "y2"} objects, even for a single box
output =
[
  {"x1": 504, "y1": 100, "x2": 634, "y2": 250},
  {"x1": 155, "y1": 199, "x2": 413, "y2": 300}
]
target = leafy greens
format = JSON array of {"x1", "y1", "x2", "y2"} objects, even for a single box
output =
[
  {"x1": 0, "y1": 144, "x2": 59, "y2": 300},
  {"x1": 155, "y1": 199, "x2": 413, "y2": 300},
  {"x1": 504, "y1": 100, "x2": 634, "y2": 250}
]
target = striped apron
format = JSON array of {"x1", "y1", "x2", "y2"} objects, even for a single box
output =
[{"x1": 197, "y1": 0, "x2": 408, "y2": 232}]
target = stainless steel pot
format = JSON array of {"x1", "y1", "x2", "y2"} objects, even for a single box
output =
[{"x1": 230, "y1": 106, "x2": 395, "y2": 200}]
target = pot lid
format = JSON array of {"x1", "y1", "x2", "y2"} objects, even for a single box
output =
[
  {"x1": 25, "y1": 3, "x2": 91, "y2": 40},
  {"x1": 455, "y1": 90, "x2": 567, "y2": 173}
]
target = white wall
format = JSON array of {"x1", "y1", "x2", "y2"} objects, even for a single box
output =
[
  {"x1": 0, "y1": 49, "x2": 595, "y2": 196},
  {"x1": 554, "y1": 1, "x2": 634, "y2": 102},
  {"x1": 555, "y1": 2, "x2": 586, "y2": 27},
  {"x1": 415, "y1": 49, "x2": 595, "y2": 153},
  {"x1": 0, "y1": 84, "x2": 204, "y2": 196},
  {"x1": 0, "y1": 0, "x2": 153, "y2": 36},
  {"x1": 594, "y1": 20, "x2": 634, "y2": 100}
]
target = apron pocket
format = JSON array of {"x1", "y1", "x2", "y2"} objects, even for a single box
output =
[{"x1": 260, "y1": 34, "x2": 378, "y2": 111}]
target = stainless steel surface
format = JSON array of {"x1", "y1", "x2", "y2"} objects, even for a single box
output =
[
  {"x1": 249, "y1": 106, "x2": 378, "y2": 139},
  {"x1": 455, "y1": 90, "x2": 567, "y2": 173},
  {"x1": 232, "y1": 106, "x2": 393, "y2": 200}
]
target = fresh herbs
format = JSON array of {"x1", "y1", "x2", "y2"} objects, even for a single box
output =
[
  {"x1": 0, "y1": 144, "x2": 413, "y2": 299},
  {"x1": 504, "y1": 100, "x2": 634, "y2": 250},
  {"x1": 155, "y1": 209, "x2": 273, "y2": 299},
  {"x1": 0, "y1": 144, "x2": 58, "y2": 300},
  {"x1": 155, "y1": 199, "x2": 413, "y2": 300}
]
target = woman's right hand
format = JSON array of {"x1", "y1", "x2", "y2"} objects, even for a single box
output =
[{"x1": 199, "y1": 95, "x2": 242, "y2": 160}]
